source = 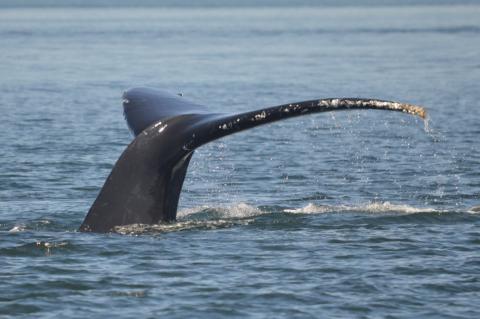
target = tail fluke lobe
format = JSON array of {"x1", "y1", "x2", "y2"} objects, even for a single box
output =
[{"x1": 190, "y1": 98, "x2": 426, "y2": 149}]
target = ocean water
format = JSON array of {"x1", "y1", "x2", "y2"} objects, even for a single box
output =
[{"x1": 1, "y1": 3, "x2": 480, "y2": 318}]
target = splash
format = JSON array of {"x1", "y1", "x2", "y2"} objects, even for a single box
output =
[
  {"x1": 8, "y1": 225, "x2": 26, "y2": 232},
  {"x1": 177, "y1": 203, "x2": 264, "y2": 219}
]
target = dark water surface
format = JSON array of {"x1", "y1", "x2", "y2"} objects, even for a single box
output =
[{"x1": 1, "y1": 4, "x2": 480, "y2": 318}]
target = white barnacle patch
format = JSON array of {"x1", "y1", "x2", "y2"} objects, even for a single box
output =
[
  {"x1": 375, "y1": 101, "x2": 389, "y2": 108},
  {"x1": 222, "y1": 124, "x2": 228, "y2": 130},
  {"x1": 158, "y1": 124, "x2": 168, "y2": 133},
  {"x1": 391, "y1": 102, "x2": 401, "y2": 110},
  {"x1": 123, "y1": 98, "x2": 130, "y2": 104},
  {"x1": 318, "y1": 100, "x2": 330, "y2": 107},
  {"x1": 318, "y1": 98, "x2": 426, "y2": 119},
  {"x1": 153, "y1": 122, "x2": 163, "y2": 129},
  {"x1": 345, "y1": 99, "x2": 356, "y2": 106},
  {"x1": 254, "y1": 111, "x2": 267, "y2": 120}
]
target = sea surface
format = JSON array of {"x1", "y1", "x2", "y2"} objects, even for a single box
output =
[{"x1": 1, "y1": 2, "x2": 480, "y2": 318}]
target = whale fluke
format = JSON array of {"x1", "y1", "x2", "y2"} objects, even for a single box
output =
[{"x1": 80, "y1": 87, "x2": 426, "y2": 233}]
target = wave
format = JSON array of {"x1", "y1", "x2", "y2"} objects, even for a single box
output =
[{"x1": 3, "y1": 25, "x2": 480, "y2": 39}]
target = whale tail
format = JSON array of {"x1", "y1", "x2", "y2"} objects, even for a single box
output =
[{"x1": 80, "y1": 87, "x2": 426, "y2": 233}]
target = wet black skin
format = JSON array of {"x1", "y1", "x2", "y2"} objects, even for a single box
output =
[{"x1": 80, "y1": 87, "x2": 426, "y2": 232}]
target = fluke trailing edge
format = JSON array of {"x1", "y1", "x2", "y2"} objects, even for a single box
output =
[{"x1": 80, "y1": 87, "x2": 426, "y2": 233}]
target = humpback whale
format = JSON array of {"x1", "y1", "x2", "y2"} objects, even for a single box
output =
[{"x1": 80, "y1": 87, "x2": 426, "y2": 232}]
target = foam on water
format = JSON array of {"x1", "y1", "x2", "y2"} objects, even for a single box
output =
[
  {"x1": 113, "y1": 203, "x2": 261, "y2": 235},
  {"x1": 284, "y1": 201, "x2": 437, "y2": 214},
  {"x1": 113, "y1": 201, "x2": 473, "y2": 235},
  {"x1": 179, "y1": 201, "x2": 438, "y2": 218},
  {"x1": 113, "y1": 218, "x2": 254, "y2": 235}
]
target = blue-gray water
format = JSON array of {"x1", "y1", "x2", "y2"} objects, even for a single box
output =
[{"x1": 1, "y1": 3, "x2": 480, "y2": 318}]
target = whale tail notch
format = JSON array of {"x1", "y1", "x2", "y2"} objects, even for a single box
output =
[{"x1": 79, "y1": 87, "x2": 426, "y2": 233}]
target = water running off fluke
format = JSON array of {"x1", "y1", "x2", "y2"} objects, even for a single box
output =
[{"x1": 80, "y1": 88, "x2": 427, "y2": 233}]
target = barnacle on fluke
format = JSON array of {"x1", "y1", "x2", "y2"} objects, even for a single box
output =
[
  {"x1": 80, "y1": 88, "x2": 426, "y2": 233},
  {"x1": 316, "y1": 99, "x2": 426, "y2": 119}
]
